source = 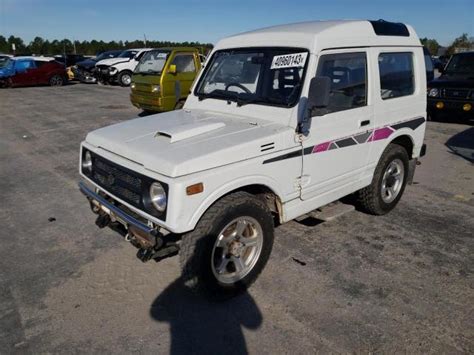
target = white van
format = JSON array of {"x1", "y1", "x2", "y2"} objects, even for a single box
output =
[{"x1": 79, "y1": 20, "x2": 427, "y2": 297}]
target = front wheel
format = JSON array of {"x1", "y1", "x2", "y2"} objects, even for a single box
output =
[
  {"x1": 357, "y1": 144, "x2": 409, "y2": 215},
  {"x1": 179, "y1": 192, "x2": 274, "y2": 299},
  {"x1": 118, "y1": 71, "x2": 132, "y2": 87}
]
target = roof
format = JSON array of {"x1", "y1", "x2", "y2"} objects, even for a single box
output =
[
  {"x1": 148, "y1": 47, "x2": 201, "y2": 52},
  {"x1": 216, "y1": 20, "x2": 421, "y2": 51}
]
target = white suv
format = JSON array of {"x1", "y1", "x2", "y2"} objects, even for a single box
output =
[
  {"x1": 79, "y1": 20, "x2": 427, "y2": 298},
  {"x1": 94, "y1": 48, "x2": 149, "y2": 86}
]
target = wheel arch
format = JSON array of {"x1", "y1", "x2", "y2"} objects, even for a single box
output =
[
  {"x1": 187, "y1": 177, "x2": 284, "y2": 231},
  {"x1": 389, "y1": 133, "x2": 415, "y2": 159}
]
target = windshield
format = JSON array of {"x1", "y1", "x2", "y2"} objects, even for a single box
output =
[
  {"x1": 118, "y1": 50, "x2": 137, "y2": 59},
  {"x1": 135, "y1": 50, "x2": 169, "y2": 74},
  {"x1": 445, "y1": 53, "x2": 474, "y2": 75},
  {"x1": 0, "y1": 58, "x2": 13, "y2": 68},
  {"x1": 195, "y1": 47, "x2": 309, "y2": 107},
  {"x1": 96, "y1": 51, "x2": 120, "y2": 61}
]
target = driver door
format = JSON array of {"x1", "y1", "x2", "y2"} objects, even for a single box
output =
[{"x1": 301, "y1": 50, "x2": 374, "y2": 201}]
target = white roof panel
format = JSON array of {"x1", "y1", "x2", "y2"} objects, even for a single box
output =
[{"x1": 215, "y1": 20, "x2": 421, "y2": 51}]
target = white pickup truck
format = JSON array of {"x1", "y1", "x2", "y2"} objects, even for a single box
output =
[
  {"x1": 79, "y1": 20, "x2": 427, "y2": 298},
  {"x1": 94, "y1": 48, "x2": 149, "y2": 86}
]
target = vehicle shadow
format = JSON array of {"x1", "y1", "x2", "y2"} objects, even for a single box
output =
[
  {"x1": 138, "y1": 110, "x2": 156, "y2": 117},
  {"x1": 149, "y1": 277, "x2": 262, "y2": 354},
  {"x1": 445, "y1": 126, "x2": 474, "y2": 163}
]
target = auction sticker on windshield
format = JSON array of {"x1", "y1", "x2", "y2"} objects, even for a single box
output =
[{"x1": 270, "y1": 52, "x2": 308, "y2": 69}]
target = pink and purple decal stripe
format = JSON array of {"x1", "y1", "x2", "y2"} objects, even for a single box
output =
[{"x1": 263, "y1": 117, "x2": 425, "y2": 164}]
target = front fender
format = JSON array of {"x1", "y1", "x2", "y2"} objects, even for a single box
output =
[{"x1": 186, "y1": 175, "x2": 283, "y2": 232}]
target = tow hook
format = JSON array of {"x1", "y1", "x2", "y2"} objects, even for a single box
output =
[{"x1": 95, "y1": 214, "x2": 111, "y2": 228}]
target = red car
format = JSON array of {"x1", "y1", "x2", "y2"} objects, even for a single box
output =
[{"x1": 0, "y1": 57, "x2": 68, "y2": 87}]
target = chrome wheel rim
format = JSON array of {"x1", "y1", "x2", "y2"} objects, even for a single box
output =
[
  {"x1": 122, "y1": 74, "x2": 131, "y2": 85},
  {"x1": 381, "y1": 159, "x2": 404, "y2": 203},
  {"x1": 50, "y1": 75, "x2": 62, "y2": 86},
  {"x1": 211, "y1": 217, "x2": 264, "y2": 284}
]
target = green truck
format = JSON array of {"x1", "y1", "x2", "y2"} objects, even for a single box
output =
[{"x1": 130, "y1": 47, "x2": 202, "y2": 112}]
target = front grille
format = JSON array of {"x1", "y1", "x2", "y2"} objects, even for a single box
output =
[
  {"x1": 134, "y1": 83, "x2": 152, "y2": 93},
  {"x1": 91, "y1": 155, "x2": 144, "y2": 208},
  {"x1": 82, "y1": 149, "x2": 168, "y2": 220},
  {"x1": 443, "y1": 88, "x2": 470, "y2": 99}
]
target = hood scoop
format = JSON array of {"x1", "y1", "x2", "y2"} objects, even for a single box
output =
[{"x1": 155, "y1": 121, "x2": 226, "y2": 143}]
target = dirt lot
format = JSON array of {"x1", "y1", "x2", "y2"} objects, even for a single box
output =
[{"x1": 1, "y1": 84, "x2": 473, "y2": 354}]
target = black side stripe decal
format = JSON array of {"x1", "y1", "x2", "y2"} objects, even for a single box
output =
[{"x1": 262, "y1": 116, "x2": 425, "y2": 164}]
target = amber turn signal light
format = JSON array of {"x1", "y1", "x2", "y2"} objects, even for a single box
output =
[{"x1": 186, "y1": 183, "x2": 204, "y2": 195}]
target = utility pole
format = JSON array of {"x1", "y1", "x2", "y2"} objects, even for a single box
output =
[
  {"x1": 143, "y1": 34, "x2": 147, "y2": 47},
  {"x1": 73, "y1": 38, "x2": 77, "y2": 54}
]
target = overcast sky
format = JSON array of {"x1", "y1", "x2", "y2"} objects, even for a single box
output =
[{"x1": 1, "y1": 0, "x2": 473, "y2": 46}]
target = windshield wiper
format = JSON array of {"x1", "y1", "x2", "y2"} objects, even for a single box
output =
[{"x1": 198, "y1": 90, "x2": 240, "y2": 103}]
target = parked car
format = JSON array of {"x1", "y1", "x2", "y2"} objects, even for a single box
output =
[
  {"x1": 0, "y1": 53, "x2": 12, "y2": 67},
  {"x1": 54, "y1": 54, "x2": 87, "y2": 67},
  {"x1": 130, "y1": 47, "x2": 202, "y2": 112},
  {"x1": 0, "y1": 57, "x2": 67, "y2": 87},
  {"x1": 73, "y1": 50, "x2": 123, "y2": 83},
  {"x1": 95, "y1": 48, "x2": 150, "y2": 86},
  {"x1": 427, "y1": 51, "x2": 474, "y2": 121},
  {"x1": 78, "y1": 20, "x2": 427, "y2": 298}
]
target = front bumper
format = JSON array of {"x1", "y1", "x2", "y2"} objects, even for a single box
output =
[
  {"x1": 130, "y1": 92, "x2": 164, "y2": 112},
  {"x1": 428, "y1": 98, "x2": 474, "y2": 115},
  {"x1": 79, "y1": 181, "x2": 180, "y2": 262},
  {"x1": 79, "y1": 181, "x2": 155, "y2": 236}
]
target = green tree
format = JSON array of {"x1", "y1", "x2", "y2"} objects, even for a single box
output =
[
  {"x1": 446, "y1": 33, "x2": 473, "y2": 55},
  {"x1": 29, "y1": 36, "x2": 45, "y2": 55},
  {"x1": 420, "y1": 37, "x2": 440, "y2": 55}
]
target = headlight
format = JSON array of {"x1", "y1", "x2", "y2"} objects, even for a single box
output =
[
  {"x1": 152, "y1": 85, "x2": 160, "y2": 93},
  {"x1": 109, "y1": 67, "x2": 117, "y2": 74},
  {"x1": 149, "y1": 182, "x2": 167, "y2": 212},
  {"x1": 82, "y1": 150, "x2": 92, "y2": 174},
  {"x1": 428, "y1": 88, "x2": 439, "y2": 97}
]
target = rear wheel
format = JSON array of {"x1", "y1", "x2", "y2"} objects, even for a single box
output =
[
  {"x1": 357, "y1": 144, "x2": 409, "y2": 215},
  {"x1": 49, "y1": 74, "x2": 64, "y2": 86},
  {"x1": 118, "y1": 71, "x2": 132, "y2": 87},
  {"x1": 179, "y1": 192, "x2": 274, "y2": 299}
]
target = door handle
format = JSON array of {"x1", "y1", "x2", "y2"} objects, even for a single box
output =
[{"x1": 360, "y1": 120, "x2": 371, "y2": 127}]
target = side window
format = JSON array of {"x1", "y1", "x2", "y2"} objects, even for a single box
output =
[
  {"x1": 34, "y1": 60, "x2": 47, "y2": 68},
  {"x1": 316, "y1": 52, "x2": 367, "y2": 114},
  {"x1": 135, "y1": 51, "x2": 146, "y2": 61},
  {"x1": 16, "y1": 60, "x2": 35, "y2": 72},
  {"x1": 378, "y1": 52, "x2": 414, "y2": 99},
  {"x1": 172, "y1": 54, "x2": 196, "y2": 73}
]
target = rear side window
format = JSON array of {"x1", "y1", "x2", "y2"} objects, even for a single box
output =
[
  {"x1": 378, "y1": 52, "x2": 415, "y2": 99},
  {"x1": 316, "y1": 52, "x2": 367, "y2": 114}
]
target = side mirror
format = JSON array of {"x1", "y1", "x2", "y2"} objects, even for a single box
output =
[
  {"x1": 168, "y1": 64, "x2": 177, "y2": 75},
  {"x1": 307, "y1": 76, "x2": 331, "y2": 116}
]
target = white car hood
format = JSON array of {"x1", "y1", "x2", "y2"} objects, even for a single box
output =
[
  {"x1": 95, "y1": 57, "x2": 130, "y2": 67},
  {"x1": 85, "y1": 109, "x2": 294, "y2": 177}
]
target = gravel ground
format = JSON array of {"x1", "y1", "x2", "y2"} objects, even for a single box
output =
[{"x1": 0, "y1": 83, "x2": 473, "y2": 354}]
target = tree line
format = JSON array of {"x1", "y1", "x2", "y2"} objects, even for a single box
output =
[
  {"x1": 421, "y1": 33, "x2": 473, "y2": 56},
  {"x1": 0, "y1": 35, "x2": 214, "y2": 56}
]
